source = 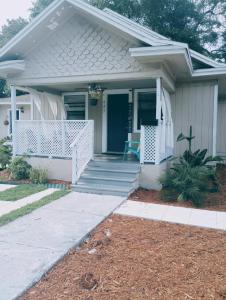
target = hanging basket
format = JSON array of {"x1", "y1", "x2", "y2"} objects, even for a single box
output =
[{"x1": 4, "y1": 120, "x2": 9, "y2": 126}]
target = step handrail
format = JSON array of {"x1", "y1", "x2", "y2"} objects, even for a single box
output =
[{"x1": 70, "y1": 120, "x2": 94, "y2": 184}]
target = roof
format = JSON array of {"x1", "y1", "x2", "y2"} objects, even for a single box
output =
[{"x1": 0, "y1": 0, "x2": 225, "y2": 76}]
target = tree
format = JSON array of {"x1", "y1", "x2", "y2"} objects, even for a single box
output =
[
  {"x1": 91, "y1": 0, "x2": 224, "y2": 56},
  {"x1": 30, "y1": 0, "x2": 55, "y2": 18},
  {"x1": 0, "y1": 18, "x2": 28, "y2": 48},
  {"x1": 90, "y1": 0, "x2": 141, "y2": 20}
]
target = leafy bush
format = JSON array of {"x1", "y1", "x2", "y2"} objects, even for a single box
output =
[
  {"x1": 9, "y1": 157, "x2": 32, "y2": 180},
  {"x1": 159, "y1": 126, "x2": 221, "y2": 207},
  {"x1": 160, "y1": 163, "x2": 217, "y2": 207},
  {"x1": 29, "y1": 168, "x2": 48, "y2": 184},
  {"x1": 0, "y1": 140, "x2": 12, "y2": 169}
]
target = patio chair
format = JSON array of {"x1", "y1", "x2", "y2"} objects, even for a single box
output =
[{"x1": 123, "y1": 140, "x2": 140, "y2": 161}]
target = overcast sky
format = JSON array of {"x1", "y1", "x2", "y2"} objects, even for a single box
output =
[{"x1": 0, "y1": 0, "x2": 33, "y2": 28}]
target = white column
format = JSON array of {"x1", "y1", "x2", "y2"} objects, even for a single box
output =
[
  {"x1": 155, "y1": 78, "x2": 162, "y2": 164},
  {"x1": 213, "y1": 83, "x2": 218, "y2": 157},
  {"x1": 10, "y1": 85, "x2": 17, "y2": 157}
]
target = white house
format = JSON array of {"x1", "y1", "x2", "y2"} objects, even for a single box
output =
[{"x1": 0, "y1": 0, "x2": 226, "y2": 196}]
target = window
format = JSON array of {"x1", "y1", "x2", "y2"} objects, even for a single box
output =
[
  {"x1": 64, "y1": 93, "x2": 88, "y2": 120},
  {"x1": 8, "y1": 109, "x2": 20, "y2": 135},
  {"x1": 134, "y1": 89, "x2": 157, "y2": 131}
]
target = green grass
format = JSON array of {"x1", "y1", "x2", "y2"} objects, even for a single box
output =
[
  {"x1": 0, "y1": 190, "x2": 70, "y2": 227},
  {"x1": 0, "y1": 184, "x2": 47, "y2": 201}
]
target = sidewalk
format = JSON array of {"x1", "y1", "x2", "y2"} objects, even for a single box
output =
[
  {"x1": 0, "y1": 192, "x2": 125, "y2": 300},
  {"x1": 115, "y1": 200, "x2": 226, "y2": 231}
]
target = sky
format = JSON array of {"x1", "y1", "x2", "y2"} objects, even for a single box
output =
[{"x1": 0, "y1": 0, "x2": 33, "y2": 28}]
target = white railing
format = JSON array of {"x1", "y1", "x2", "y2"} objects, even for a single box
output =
[
  {"x1": 14, "y1": 120, "x2": 89, "y2": 158},
  {"x1": 70, "y1": 120, "x2": 94, "y2": 184},
  {"x1": 140, "y1": 124, "x2": 173, "y2": 164}
]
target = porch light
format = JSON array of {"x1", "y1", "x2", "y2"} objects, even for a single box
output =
[{"x1": 88, "y1": 83, "x2": 103, "y2": 105}]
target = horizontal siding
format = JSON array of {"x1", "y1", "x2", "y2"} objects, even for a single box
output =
[
  {"x1": 171, "y1": 81, "x2": 215, "y2": 156},
  {"x1": 217, "y1": 99, "x2": 226, "y2": 156}
]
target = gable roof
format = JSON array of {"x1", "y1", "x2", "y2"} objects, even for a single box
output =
[{"x1": 0, "y1": 0, "x2": 224, "y2": 73}]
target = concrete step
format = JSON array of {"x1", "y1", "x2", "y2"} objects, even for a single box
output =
[
  {"x1": 86, "y1": 166, "x2": 139, "y2": 175},
  {"x1": 88, "y1": 160, "x2": 140, "y2": 171},
  {"x1": 82, "y1": 170, "x2": 137, "y2": 180},
  {"x1": 73, "y1": 183, "x2": 133, "y2": 197},
  {"x1": 78, "y1": 176, "x2": 137, "y2": 187}
]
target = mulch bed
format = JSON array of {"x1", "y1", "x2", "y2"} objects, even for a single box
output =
[
  {"x1": 22, "y1": 214, "x2": 226, "y2": 300},
  {"x1": 130, "y1": 164, "x2": 226, "y2": 211}
]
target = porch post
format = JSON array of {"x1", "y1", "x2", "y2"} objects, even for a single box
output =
[
  {"x1": 10, "y1": 85, "x2": 17, "y2": 157},
  {"x1": 155, "y1": 78, "x2": 162, "y2": 164},
  {"x1": 212, "y1": 83, "x2": 218, "y2": 157}
]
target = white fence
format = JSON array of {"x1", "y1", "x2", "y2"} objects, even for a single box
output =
[
  {"x1": 140, "y1": 124, "x2": 173, "y2": 164},
  {"x1": 71, "y1": 120, "x2": 94, "y2": 184},
  {"x1": 14, "y1": 120, "x2": 89, "y2": 158}
]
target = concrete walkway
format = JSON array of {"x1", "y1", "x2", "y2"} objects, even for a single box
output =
[
  {"x1": 116, "y1": 200, "x2": 226, "y2": 231},
  {"x1": 0, "y1": 192, "x2": 125, "y2": 300},
  {"x1": 0, "y1": 188, "x2": 58, "y2": 217},
  {"x1": 0, "y1": 184, "x2": 16, "y2": 192}
]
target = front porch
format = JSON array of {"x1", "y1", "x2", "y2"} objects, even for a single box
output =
[{"x1": 10, "y1": 77, "x2": 174, "y2": 190}]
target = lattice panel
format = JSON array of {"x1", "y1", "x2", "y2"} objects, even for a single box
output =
[
  {"x1": 15, "y1": 120, "x2": 88, "y2": 158},
  {"x1": 143, "y1": 126, "x2": 157, "y2": 163},
  {"x1": 71, "y1": 121, "x2": 94, "y2": 183}
]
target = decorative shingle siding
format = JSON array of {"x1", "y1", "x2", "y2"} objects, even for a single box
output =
[{"x1": 19, "y1": 14, "x2": 146, "y2": 79}]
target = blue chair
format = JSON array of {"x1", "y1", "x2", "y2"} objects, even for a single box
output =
[{"x1": 123, "y1": 141, "x2": 140, "y2": 161}]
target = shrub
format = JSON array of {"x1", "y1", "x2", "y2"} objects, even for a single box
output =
[
  {"x1": 30, "y1": 168, "x2": 48, "y2": 184},
  {"x1": 159, "y1": 126, "x2": 221, "y2": 208},
  {"x1": 9, "y1": 157, "x2": 32, "y2": 180},
  {"x1": 0, "y1": 141, "x2": 12, "y2": 169},
  {"x1": 160, "y1": 163, "x2": 216, "y2": 207}
]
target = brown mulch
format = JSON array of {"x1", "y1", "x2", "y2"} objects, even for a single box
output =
[
  {"x1": 130, "y1": 164, "x2": 226, "y2": 211},
  {"x1": 22, "y1": 214, "x2": 226, "y2": 300}
]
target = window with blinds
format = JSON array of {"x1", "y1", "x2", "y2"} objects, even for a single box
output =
[{"x1": 64, "y1": 94, "x2": 87, "y2": 120}]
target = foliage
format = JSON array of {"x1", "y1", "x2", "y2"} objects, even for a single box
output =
[
  {"x1": 177, "y1": 126, "x2": 222, "y2": 167},
  {"x1": 160, "y1": 163, "x2": 217, "y2": 207},
  {"x1": 29, "y1": 168, "x2": 48, "y2": 184},
  {"x1": 0, "y1": 184, "x2": 46, "y2": 201},
  {"x1": 9, "y1": 157, "x2": 32, "y2": 180},
  {"x1": 90, "y1": 0, "x2": 226, "y2": 57},
  {"x1": 29, "y1": 0, "x2": 55, "y2": 18},
  {"x1": 0, "y1": 18, "x2": 28, "y2": 48},
  {"x1": 160, "y1": 126, "x2": 221, "y2": 207},
  {"x1": 0, "y1": 139, "x2": 12, "y2": 169}
]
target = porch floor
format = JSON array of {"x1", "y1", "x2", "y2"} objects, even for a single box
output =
[{"x1": 94, "y1": 154, "x2": 139, "y2": 163}]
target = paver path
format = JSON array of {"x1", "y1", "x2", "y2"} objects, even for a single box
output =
[
  {"x1": 0, "y1": 192, "x2": 125, "y2": 300},
  {"x1": 115, "y1": 200, "x2": 226, "y2": 231}
]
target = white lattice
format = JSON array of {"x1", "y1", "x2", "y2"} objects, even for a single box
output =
[
  {"x1": 15, "y1": 120, "x2": 88, "y2": 158},
  {"x1": 141, "y1": 126, "x2": 157, "y2": 163},
  {"x1": 71, "y1": 121, "x2": 94, "y2": 184}
]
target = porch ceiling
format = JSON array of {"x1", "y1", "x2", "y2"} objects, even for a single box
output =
[{"x1": 27, "y1": 79, "x2": 157, "y2": 94}]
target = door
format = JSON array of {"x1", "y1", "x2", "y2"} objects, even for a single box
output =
[{"x1": 107, "y1": 94, "x2": 129, "y2": 152}]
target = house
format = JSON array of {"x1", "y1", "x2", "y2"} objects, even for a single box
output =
[
  {"x1": 0, "y1": 0, "x2": 226, "y2": 195},
  {"x1": 0, "y1": 95, "x2": 31, "y2": 140}
]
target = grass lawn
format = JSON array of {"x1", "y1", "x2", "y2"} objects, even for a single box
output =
[
  {"x1": 22, "y1": 215, "x2": 226, "y2": 300},
  {"x1": 0, "y1": 184, "x2": 47, "y2": 201},
  {"x1": 0, "y1": 190, "x2": 70, "y2": 227}
]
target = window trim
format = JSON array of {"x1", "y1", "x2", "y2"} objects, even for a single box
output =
[
  {"x1": 133, "y1": 88, "x2": 156, "y2": 132},
  {"x1": 8, "y1": 108, "x2": 21, "y2": 136},
  {"x1": 62, "y1": 92, "x2": 88, "y2": 120}
]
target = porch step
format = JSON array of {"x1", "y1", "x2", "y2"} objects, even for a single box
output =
[{"x1": 73, "y1": 158, "x2": 140, "y2": 197}]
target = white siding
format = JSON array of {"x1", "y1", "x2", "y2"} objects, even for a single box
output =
[{"x1": 171, "y1": 81, "x2": 216, "y2": 156}]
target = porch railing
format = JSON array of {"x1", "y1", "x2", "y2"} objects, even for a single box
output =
[
  {"x1": 14, "y1": 120, "x2": 89, "y2": 158},
  {"x1": 70, "y1": 120, "x2": 94, "y2": 184},
  {"x1": 140, "y1": 124, "x2": 173, "y2": 164}
]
